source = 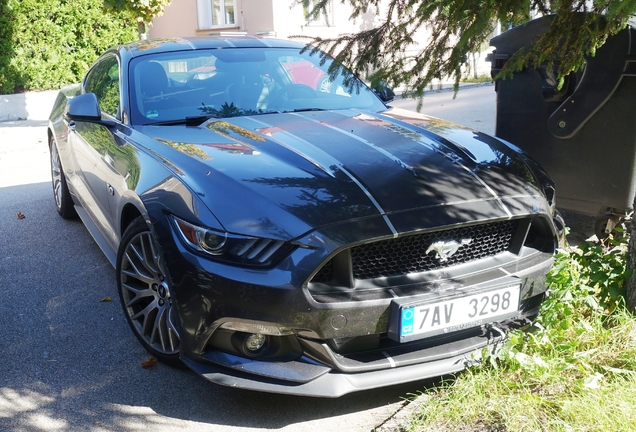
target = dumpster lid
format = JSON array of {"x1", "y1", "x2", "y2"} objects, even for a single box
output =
[
  {"x1": 489, "y1": 16, "x2": 553, "y2": 54},
  {"x1": 490, "y1": 14, "x2": 636, "y2": 55}
]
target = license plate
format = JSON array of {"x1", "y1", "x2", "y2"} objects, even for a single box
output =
[{"x1": 393, "y1": 284, "x2": 520, "y2": 343}]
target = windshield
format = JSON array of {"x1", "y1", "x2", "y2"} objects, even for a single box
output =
[{"x1": 128, "y1": 47, "x2": 387, "y2": 125}]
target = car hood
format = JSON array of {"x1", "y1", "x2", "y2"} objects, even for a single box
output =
[{"x1": 137, "y1": 108, "x2": 547, "y2": 240}]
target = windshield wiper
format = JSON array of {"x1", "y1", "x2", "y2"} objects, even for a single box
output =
[
  {"x1": 147, "y1": 109, "x2": 283, "y2": 127},
  {"x1": 148, "y1": 115, "x2": 217, "y2": 127},
  {"x1": 292, "y1": 108, "x2": 326, "y2": 113},
  {"x1": 185, "y1": 115, "x2": 217, "y2": 126}
]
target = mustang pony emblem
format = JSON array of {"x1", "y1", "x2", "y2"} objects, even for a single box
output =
[{"x1": 426, "y1": 239, "x2": 472, "y2": 262}]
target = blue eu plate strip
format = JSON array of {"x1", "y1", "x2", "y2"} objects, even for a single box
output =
[{"x1": 401, "y1": 307, "x2": 414, "y2": 336}]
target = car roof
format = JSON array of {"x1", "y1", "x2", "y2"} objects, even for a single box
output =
[{"x1": 121, "y1": 36, "x2": 308, "y2": 58}]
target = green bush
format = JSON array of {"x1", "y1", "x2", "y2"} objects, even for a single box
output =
[
  {"x1": 0, "y1": 0, "x2": 17, "y2": 93},
  {"x1": 0, "y1": 0, "x2": 137, "y2": 94},
  {"x1": 408, "y1": 235, "x2": 636, "y2": 431}
]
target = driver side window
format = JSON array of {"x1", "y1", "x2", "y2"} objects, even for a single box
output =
[{"x1": 84, "y1": 56, "x2": 120, "y2": 119}]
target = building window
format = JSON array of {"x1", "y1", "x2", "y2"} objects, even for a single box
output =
[
  {"x1": 304, "y1": 0, "x2": 332, "y2": 26},
  {"x1": 197, "y1": 0, "x2": 236, "y2": 29}
]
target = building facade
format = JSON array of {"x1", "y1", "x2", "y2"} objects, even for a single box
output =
[
  {"x1": 149, "y1": 0, "x2": 494, "y2": 79},
  {"x1": 149, "y1": 0, "x2": 377, "y2": 40}
]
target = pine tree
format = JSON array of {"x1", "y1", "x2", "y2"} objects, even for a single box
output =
[{"x1": 298, "y1": 0, "x2": 636, "y2": 100}]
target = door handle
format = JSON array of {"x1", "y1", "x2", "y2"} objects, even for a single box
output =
[{"x1": 107, "y1": 184, "x2": 115, "y2": 196}]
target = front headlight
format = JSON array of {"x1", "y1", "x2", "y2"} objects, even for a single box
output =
[
  {"x1": 172, "y1": 216, "x2": 294, "y2": 267},
  {"x1": 174, "y1": 216, "x2": 227, "y2": 255}
]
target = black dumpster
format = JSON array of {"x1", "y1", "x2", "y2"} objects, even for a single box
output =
[{"x1": 488, "y1": 16, "x2": 636, "y2": 237}]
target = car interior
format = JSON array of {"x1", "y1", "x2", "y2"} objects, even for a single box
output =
[{"x1": 129, "y1": 48, "x2": 383, "y2": 125}]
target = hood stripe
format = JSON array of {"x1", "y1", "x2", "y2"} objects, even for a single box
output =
[
  {"x1": 246, "y1": 116, "x2": 398, "y2": 237},
  {"x1": 247, "y1": 117, "x2": 338, "y2": 178},
  {"x1": 372, "y1": 112, "x2": 514, "y2": 218},
  {"x1": 456, "y1": 162, "x2": 513, "y2": 219},
  {"x1": 345, "y1": 171, "x2": 399, "y2": 238},
  {"x1": 290, "y1": 112, "x2": 418, "y2": 177},
  {"x1": 294, "y1": 110, "x2": 513, "y2": 219}
]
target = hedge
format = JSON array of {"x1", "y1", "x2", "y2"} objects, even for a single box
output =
[{"x1": 0, "y1": 0, "x2": 138, "y2": 94}]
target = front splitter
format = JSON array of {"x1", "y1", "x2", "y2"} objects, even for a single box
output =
[{"x1": 181, "y1": 337, "x2": 503, "y2": 398}]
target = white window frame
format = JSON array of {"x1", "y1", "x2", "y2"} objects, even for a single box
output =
[
  {"x1": 197, "y1": 0, "x2": 238, "y2": 29},
  {"x1": 304, "y1": 0, "x2": 332, "y2": 27}
]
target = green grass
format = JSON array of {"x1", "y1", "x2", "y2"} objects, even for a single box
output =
[
  {"x1": 460, "y1": 74, "x2": 493, "y2": 83},
  {"x1": 405, "y1": 235, "x2": 636, "y2": 431}
]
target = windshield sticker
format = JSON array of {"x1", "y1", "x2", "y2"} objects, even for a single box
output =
[{"x1": 146, "y1": 110, "x2": 159, "y2": 119}]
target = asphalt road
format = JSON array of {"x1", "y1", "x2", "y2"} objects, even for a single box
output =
[
  {"x1": 391, "y1": 84, "x2": 496, "y2": 135},
  {"x1": 0, "y1": 86, "x2": 499, "y2": 432}
]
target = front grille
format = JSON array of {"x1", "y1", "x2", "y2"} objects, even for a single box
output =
[{"x1": 312, "y1": 219, "x2": 519, "y2": 283}]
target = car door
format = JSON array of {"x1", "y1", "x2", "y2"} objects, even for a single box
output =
[{"x1": 69, "y1": 55, "x2": 122, "y2": 249}]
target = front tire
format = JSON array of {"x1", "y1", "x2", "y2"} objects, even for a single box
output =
[
  {"x1": 50, "y1": 137, "x2": 76, "y2": 219},
  {"x1": 117, "y1": 217, "x2": 182, "y2": 366}
]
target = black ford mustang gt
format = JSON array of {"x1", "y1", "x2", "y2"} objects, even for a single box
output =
[{"x1": 48, "y1": 36, "x2": 564, "y2": 397}]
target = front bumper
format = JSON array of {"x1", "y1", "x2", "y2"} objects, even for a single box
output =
[{"x1": 152, "y1": 215, "x2": 555, "y2": 397}]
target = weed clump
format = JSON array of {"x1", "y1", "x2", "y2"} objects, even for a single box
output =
[{"x1": 409, "y1": 234, "x2": 636, "y2": 432}]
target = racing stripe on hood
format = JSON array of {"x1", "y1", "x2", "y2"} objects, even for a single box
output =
[
  {"x1": 246, "y1": 116, "x2": 399, "y2": 237},
  {"x1": 354, "y1": 111, "x2": 514, "y2": 219},
  {"x1": 243, "y1": 111, "x2": 506, "y2": 217},
  {"x1": 140, "y1": 109, "x2": 524, "y2": 239},
  {"x1": 295, "y1": 110, "x2": 513, "y2": 219},
  {"x1": 289, "y1": 112, "x2": 418, "y2": 178}
]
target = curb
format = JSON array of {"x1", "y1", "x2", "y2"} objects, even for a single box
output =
[
  {"x1": 407, "y1": 81, "x2": 493, "y2": 97},
  {"x1": 392, "y1": 81, "x2": 493, "y2": 101},
  {"x1": 0, "y1": 90, "x2": 58, "y2": 123},
  {"x1": 426, "y1": 81, "x2": 493, "y2": 93},
  {"x1": 373, "y1": 395, "x2": 430, "y2": 431}
]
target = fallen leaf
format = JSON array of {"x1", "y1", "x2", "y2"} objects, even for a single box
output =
[
  {"x1": 17, "y1": 212, "x2": 25, "y2": 219},
  {"x1": 99, "y1": 296, "x2": 112, "y2": 302},
  {"x1": 142, "y1": 356, "x2": 157, "y2": 369}
]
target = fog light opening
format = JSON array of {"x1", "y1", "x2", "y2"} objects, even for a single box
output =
[{"x1": 244, "y1": 333, "x2": 268, "y2": 354}]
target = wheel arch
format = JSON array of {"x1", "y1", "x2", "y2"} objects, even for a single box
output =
[{"x1": 120, "y1": 203, "x2": 144, "y2": 239}]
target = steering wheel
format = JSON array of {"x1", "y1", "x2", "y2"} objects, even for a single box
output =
[{"x1": 268, "y1": 84, "x2": 316, "y2": 111}]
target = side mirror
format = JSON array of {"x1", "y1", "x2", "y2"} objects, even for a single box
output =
[
  {"x1": 372, "y1": 83, "x2": 396, "y2": 103},
  {"x1": 65, "y1": 93, "x2": 102, "y2": 122}
]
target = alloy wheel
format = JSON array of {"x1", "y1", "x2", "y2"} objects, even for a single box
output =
[
  {"x1": 50, "y1": 143, "x2": 63, "y2": 211},
  {"x1": 119, "y1": 230, "x2": 180, "y2": 356}
]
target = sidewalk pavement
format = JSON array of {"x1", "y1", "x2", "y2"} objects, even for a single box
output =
[{"x1": 0, "y1": 120, "x2": 50, "y2": 188}]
